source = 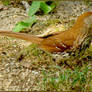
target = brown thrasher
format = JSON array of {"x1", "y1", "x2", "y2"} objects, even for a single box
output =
[{"x1": 0, "y1": 12, "x2": 92, "y2": 53}]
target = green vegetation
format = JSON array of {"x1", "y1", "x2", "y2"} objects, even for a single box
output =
[
  {"x1": 16, "y1": 41, "x2": 92, "y2": 91},
  {"x1": 1, "y1": 1, "x2": 92, "y2": 91},
  {"x1": 16, "y1": 43, "x2": 52, "y2": 62},
  {"x1": 13, "y1": 15, "x2": 37, "y2": 32},
  {"x1": 13, "y1": 1, "x2": 56, "y2": 32},
  {"x1": 41, "y1": 45, "x2": 92, "y2": 91},
  {"x1": 2, "y1": 0, "x2": 10, "y2": 5},
  {"x1": 42, "y1": 65, "x2": 92, "y2": 91}
]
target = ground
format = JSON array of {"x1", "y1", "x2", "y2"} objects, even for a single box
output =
[{"x1": 0, "y1": 1, "x2": 92, "y2": 91}]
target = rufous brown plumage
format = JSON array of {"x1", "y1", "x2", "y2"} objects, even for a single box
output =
[{"x1": 0, "y1": 12, "x2": 92, "y2": 52}]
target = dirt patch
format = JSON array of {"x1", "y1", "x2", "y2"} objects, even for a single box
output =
[{"x1": 0, "y1": 1, "x2": 92, "y2": 91}]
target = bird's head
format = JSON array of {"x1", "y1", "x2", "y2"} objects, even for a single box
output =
[{"x1": 76, "y1": 12, "x2": 92, "y2": 28}]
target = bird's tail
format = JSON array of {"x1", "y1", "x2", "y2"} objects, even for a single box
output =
[{"x1": 0, "y1": 31, "x2": 43, "y2": 44}]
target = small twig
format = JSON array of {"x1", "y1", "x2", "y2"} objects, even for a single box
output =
[{"x1": 21, "y1": 1, "x2": 30, "y2": 14}]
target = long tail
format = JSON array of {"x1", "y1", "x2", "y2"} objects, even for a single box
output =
[{"x1": 0, "y1": 31, "x2": 43, "y2": 44}]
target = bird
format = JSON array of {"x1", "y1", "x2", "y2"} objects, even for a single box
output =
[{"x1": 0, "y1": 12, "x2": 92, "y2": 53}]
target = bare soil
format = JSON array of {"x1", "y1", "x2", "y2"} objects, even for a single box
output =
[{"x1": 0, "y1": 1, "x2": 92, "y2": 91}]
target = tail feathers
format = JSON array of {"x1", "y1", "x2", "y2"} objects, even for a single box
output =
[{"x1": 0, "y1": 31, "x2": 43, "y2": 44}]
